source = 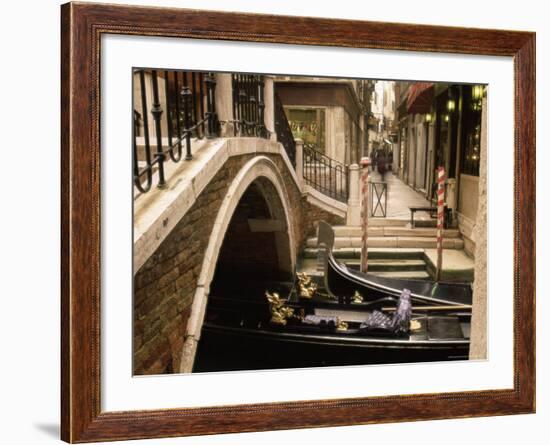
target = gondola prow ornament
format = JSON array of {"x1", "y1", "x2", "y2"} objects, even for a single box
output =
[
  {"x1": 265, "y1": 291, "x2": 300, "y2": 326},
  {"x1": 296, "y1": 272, "x2": 317, "y2": 299}
]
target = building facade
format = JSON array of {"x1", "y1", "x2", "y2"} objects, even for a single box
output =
[
  {"x1": 274, "y1": 76, "x2": 374, "y2": 166},
  {"x1": 395, "y1": 81, "x2": 486, "y2": 256},
  {"x1": 368, "y1": 80, "x2": 396, "y2": 163}
]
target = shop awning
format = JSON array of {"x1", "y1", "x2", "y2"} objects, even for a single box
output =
[{"x1": 407, "y1": 82, "x2": 435, "y2": 114}]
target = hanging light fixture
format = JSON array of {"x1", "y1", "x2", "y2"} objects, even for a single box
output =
[
  {"x1": 446, "y1": 98, "x2": 456, "y2": 112},
  {"x1": 472, "y1": 84, "x2": 484, "y2": 100}
]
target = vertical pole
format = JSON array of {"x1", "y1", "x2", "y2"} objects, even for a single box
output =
[
  {"x1": 295, "y1": 138, "x2": 304, "y2": 187},
  {"x1": 181, "y1": 72, "x2": 192, "y2": 160},
  {"x1": 204, "y1": 73, "x2": 218, "y2": 140},
  {"x1": 150, "y1": 70, "x2": 166, "y2": 188},
  {"x1": 346, "y1": 164, "x2": 360, "y2": 226},
  {"x1": 172, "y1": 71, "x2": 182, "y2": 161},
  {"x1": 231, "y1": 74, "x2": 238, "y2": 136},
  {"x1": 198, "y1": 72, "x2": 205, "y2": 136},
  {"x1": 258, "y1": 75, "x2": 266, "y2": 138},
  {"x1": 137, "y1": 70, "x2": 152, "y2": 192},
  {"x1": 164, "y1": 70, "x2": 173, "y2": 152},
  {"x1": 360, "y1": 157, "x2": 371, "y2": 272},
  {"x1": 435, "y1": 166, "x2": 446, "y2": 281}
]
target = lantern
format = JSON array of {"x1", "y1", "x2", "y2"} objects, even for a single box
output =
[{"x1": 472, "y1": 84, "x2": 484, "y2": 100}]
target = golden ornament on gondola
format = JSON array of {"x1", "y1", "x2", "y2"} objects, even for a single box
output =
[
  {"x1": 336, "y1": 319, "x2": 349, "y2": 331},
  {"x1": 297, "y1": 272, "x2": 317, "y2": 299},
  {"x1": 352, "y1": 291, "x2": 364, "y2": 304},
  {"x1": 265, "y1": 291, "x2": 300, "y2": 326}
]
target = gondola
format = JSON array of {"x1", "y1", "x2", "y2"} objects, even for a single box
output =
[
  {"x1": 317, "y1": 221, "x2": 472, "y2": 308},
  {"x1": 193, "y1": 222, "x2": 472, "y2": 373}
]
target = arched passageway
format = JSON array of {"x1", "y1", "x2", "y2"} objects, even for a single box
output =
[
  {"x1": 193, "y1": 176, "x2": 295, "y2": 372},
  {"x1": 178, "y1": 156, "x2": 297, "y2": 373},
  {"x1": 213, "y1": 178, "x2": 294, "y2": 286}
]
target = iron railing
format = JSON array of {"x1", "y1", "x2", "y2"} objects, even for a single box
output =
[
  {"x1": 370, "y1": 182, "x2": 388, "y2": 217},
  {"x1": 231, "y1": 74, "x2": 268, "y2": 138},
  {"x1": 273, "y1": 93, "x2": 296, "y2": 167},
  {"x1": 133, "y1": 69, "x2": 219, "y2": 193},
  {"x1": 303, "y1": 144, "x2": 349, "y2": 203}
]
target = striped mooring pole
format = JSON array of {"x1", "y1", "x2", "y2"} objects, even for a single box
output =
[
  {"x1": 360, "y1": 157, "x2": 371, "y2": 273},
  {"x1": 435, "y1": 166, "x2": 446, "y2": 282}
]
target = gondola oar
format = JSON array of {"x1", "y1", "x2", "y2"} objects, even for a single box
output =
[{"x1": 381, "y1": 304, "x2": 471, "y2": 312}]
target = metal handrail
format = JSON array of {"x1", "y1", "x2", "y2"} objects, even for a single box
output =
[
  {"x1": 273, "y1": 93, "x2": 296, "y2": 167},
  {"x1": 133, "y1": 69, "x2": 219, "y2": 193},
  {"x1": 231, "y1": 74, "x2": 268, "y2": 138},
  {"x1": 302, "y1": 144, "x2": 349, "y2": 203}
]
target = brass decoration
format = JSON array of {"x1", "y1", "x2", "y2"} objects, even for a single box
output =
[
  {"x1": 297, "y1": 272, "x2": 317, "y2": 299},
  {"x1": 265, "y1": 291, "x2": 299, "y2": 326},
  {"x1": 410, "y1": 320, "x2": 422, "y2": 331},
  {"x1": 336, "y1": 319, "x2": 349, "y2": 331},
  {"x1": 352, "y1": 291, "x2": 364, "y2": 304}
]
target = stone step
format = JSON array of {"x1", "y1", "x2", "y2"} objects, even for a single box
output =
[
  {"x1": 301, "y1": 247, "x2": 426, "y2": 260},
  {"x1": 367, "y1": 218, "x2": 436, "y2": 228},
  {"x1": 343, "y1": 258, "x2": 427, "y2": 272},
  {"x1": 306, "y1": 236, "x2": 464, "y2": 249},
  {"x1": 296, "y1": 258, "x2": 430, "y2": 280},
  {"x1": 332, "y1": 226, "x2": 460, "y2": 238},
  {"x1": 423, "y1": 248, "x2": 475, "y2": 282},
  {"x1": 365, "y1": 218, "x2": 412, "y2": 227},
  {"x1": 368, "y1": 270, "x2": 431, "y2": 280}
]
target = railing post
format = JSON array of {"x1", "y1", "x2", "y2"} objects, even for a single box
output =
[
  {"x1": 263, "y1": 76, "x2": 276, "y2": 141},
  {"x1": 171, "y1": 71, "x2": 183, "y2": 161},
  {"x1": 249, "y1": 79, "x2": 257, "y2": 136},
  {"x1": 181, "y1": 83, "x2": 193, "y2": 160},
  {"x1": 205, "y1": 73, "x2": 219, "y2": 139},
  {"x1": 360, "y1": 157, "x2": 371, "y2": 272},
  {"x1": 150, "y1": 70, "x2": 166, "y2": 188},
  {"x1": 134, "y1": 70, "x2": 153, "y2": 193},
  {"x1": 346, "y1": 163, "x2": 361, "y2": 225},
  {"x1": 295, "y1": 138, "x2": 304, "y2": 187},
  {"x1": 238, "y1": 87, "x2": 247, "y2": 136},
  {"x1": 214, "y1": 73, "x2": 234, "y2": 137},
  {"x1": 257, "y1": 75, "x2": 266, "y2": 138}
]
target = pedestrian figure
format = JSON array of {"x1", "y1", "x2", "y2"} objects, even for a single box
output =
[
  {"x1": 370, "y1": 149, "x2": 377, "y2": 171},
  {"x1": 377, "y1": 151, "x2": 387, "y2": 182}
]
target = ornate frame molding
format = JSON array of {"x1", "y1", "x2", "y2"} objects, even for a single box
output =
[{"x1": 61, "y1": 2, "x2": 535, "y2": 442}]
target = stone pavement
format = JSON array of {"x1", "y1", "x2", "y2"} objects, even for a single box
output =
[
  {"x1": 369, "y1": 170, "x2": 432, "y2": 221},
  {"x1": 424, "y1": 248, "x2": 474, "y2": 282}
]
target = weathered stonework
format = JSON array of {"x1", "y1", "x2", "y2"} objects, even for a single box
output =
[
  {"x1": 133, "y1": 151, "x2": 304, "y2": 375},
  {"x1": 301, "y1": 198, "x2": 345, "y2": 242},
  {"x1": 469, "y1": 96, "x2": 488, "y2": 360}
]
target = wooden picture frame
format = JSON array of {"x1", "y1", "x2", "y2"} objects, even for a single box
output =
[{"x1": 61, "y1": 2, "x2": 535, "y2": 442}]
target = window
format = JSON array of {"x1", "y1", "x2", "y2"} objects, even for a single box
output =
[
  {"x1": 460, "y1": 85, "x2": 483, "y2": 176},
  {"x1": 285, "y1": 108, "x2": 326, "y2": 152}
]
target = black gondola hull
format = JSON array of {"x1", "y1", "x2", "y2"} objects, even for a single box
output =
[{"x1": 194, "y1": 322, "x2": 470, "y2": 373}]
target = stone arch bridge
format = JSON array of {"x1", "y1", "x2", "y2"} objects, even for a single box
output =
[{"x1": 133, "y1": 137, "x2": 348, "y2": 374}]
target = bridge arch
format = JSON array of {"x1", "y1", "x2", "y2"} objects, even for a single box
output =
[{"x1": 180, "y1": 155, "x2": 297, "y2": 372}]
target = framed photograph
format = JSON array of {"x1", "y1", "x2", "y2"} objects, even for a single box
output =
[{"x1": 61, "y1": 2, "x2": 535, "y2": 442}]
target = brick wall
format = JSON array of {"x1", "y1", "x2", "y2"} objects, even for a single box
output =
[
  {"x1": 133, "y1": 153, "x2": 303, "y2": 375},
  {"x1": 216, "y1": 182, "x2": 280, "y2": 281},
  {"x1": 301, "y1": 199, "x2": 345, "y2": 242}
]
